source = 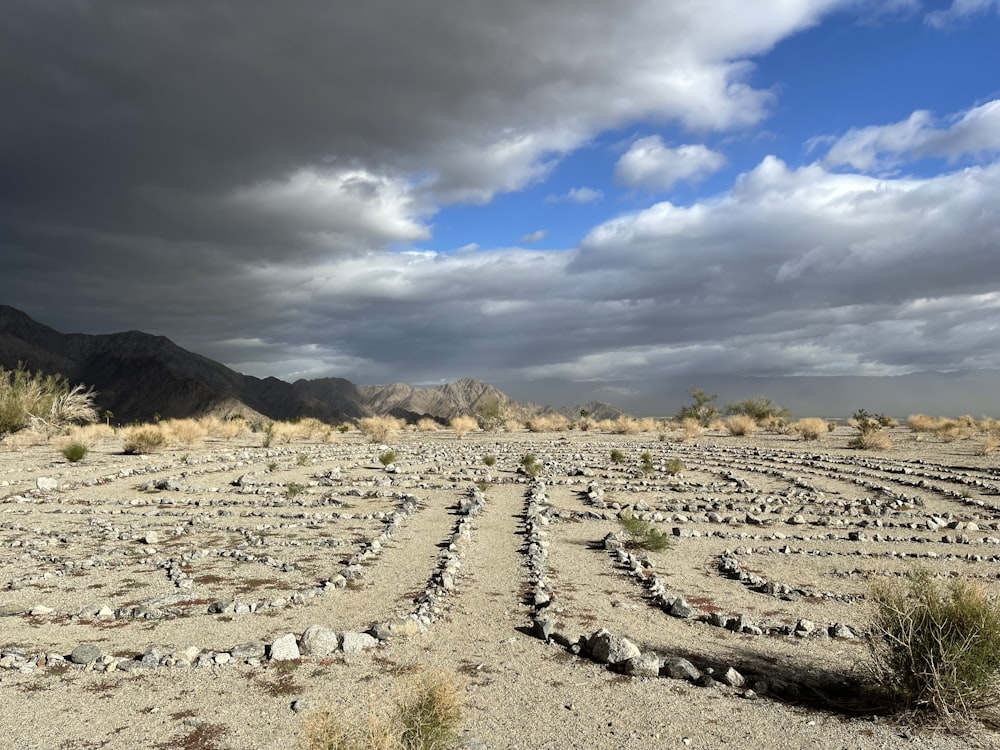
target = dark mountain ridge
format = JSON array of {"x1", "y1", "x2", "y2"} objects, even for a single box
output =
[{"x1": 0, "y1": 306, "x2": 540, "y2": 424}]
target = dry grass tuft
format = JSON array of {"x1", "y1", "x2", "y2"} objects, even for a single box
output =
[
  {"x1": 66, "y1": 423, "x2": 115, "y2": 445},
  {"x1": 724, "y1": 414, "x2": 758, "y2": 436},
  {"x1": 793, "y1": 417, "x2": 830, "y2": 441},
  {"x1": 449, "y1": 415, "x2": 478, "y2": 438},
  {"x1": 849, "y1": 430, "x2": 893, "y2": 451},
  {"x1": 979, "y1": 435, "x2": 999, "y2": 457},
  {"x1": 301, "y1": 669, "x2": 462, "y2": 750},
  {"x1": 680, "y1": 417, "x2": 703, "y2": 442},
  {"x1": 121, "y1": 424, "x2": 167, "y2": 454},
  {"x1": 162, "y1": 418, "x2": 208, "y2": 447},
  {"x1": 525, "y1": 414, "x2": 570, "y2": 432},
  {"x1": 415, "y1": 418, "x2": 442, "y2": 432}
]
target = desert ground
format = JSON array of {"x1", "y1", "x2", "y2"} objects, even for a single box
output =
[{"x1": 1, "y1": 422, "x2": 999, "y2": 749}]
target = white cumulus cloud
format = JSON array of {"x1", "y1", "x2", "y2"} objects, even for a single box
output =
[{"x1": 615, "y1": 136, "x2": 726, "y2": 190}]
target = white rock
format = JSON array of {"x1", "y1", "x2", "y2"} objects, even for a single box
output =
[{"x1": 269, "y1": 633, "x2": 300, "y2": 661}]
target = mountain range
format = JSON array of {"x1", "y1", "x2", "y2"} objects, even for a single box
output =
[{"x1": 0, "y1": 305, "x2": 625, "y2": 424}]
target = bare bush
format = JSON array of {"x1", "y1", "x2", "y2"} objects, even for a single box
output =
[
  {"x1": 121, "y1": 425, "x2": 167, "y2": 454},
  {"x1": 162, "y1": 418, "x2": 207, "y2": 446},
  {"x1": 416, "y1": 418, "x2": 441, "y2": 432},
  {"x1": 979, "y1": 435, "x2": 999, "y2": 457},
  {"x1": 525, "y1": 414, "x2": 570, "y2": 432},
  {"x1": 449, "y1": 415, "x2": 478, "y2": 438},
  {"x1": 681, "y1": 417, "x2": 703, "y2": 442}
]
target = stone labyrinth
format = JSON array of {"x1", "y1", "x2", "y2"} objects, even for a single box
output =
[{"x1": 2, "y1": 429, "x2": 999, "y2": 704}]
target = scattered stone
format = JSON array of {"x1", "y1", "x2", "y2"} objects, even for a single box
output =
[
  {"x1": 587, "y1": 630, "x2": 640, "y2": 665},
  {"x1": 69, "y1": 644, "x2": 102, "y2": 665},
  {"x1": 623, "y1": 652, "x2": 661, "y2": 678},
  {"x1": 268, "y1": 633, "x2": 300, "y2": 661},
  {"x1": 36, "y1": 477, "x2": 59, "y2": 492},
  {"x1": 663, "y1": 657, "x2": 700, "y2": 682},
  {"x1": 340, "y1": 631, "x2": 378, "y2": 654},
  {"x1": 300, "y1": 625, "x2": 340, "y2": 657}
]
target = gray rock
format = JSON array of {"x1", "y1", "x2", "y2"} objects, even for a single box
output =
[
  {"x1": 229, "y1": 642, "x2": 265, "y2": 660},
  {"x1": 663, "y1": 657, "x2": 700, "y2": 682},
  {"x1": 829, "y1": 623, "x2": 856, "y2": 639},
  {"x1": 268, "y1": 633, "x2": 300, "y2": 661},
  {"x1": 300, "y1": 625, "x2": 340, "y2": 657},
  {"x1": 36, "y1": 477, "x2": 59, "y2": 491},
  {"x1": 668, "y1": 598, "x2": 694, "y2": 618},
  {"x1": 69, "y1": 644, "x2": 102, "y2": 665},
  {"x1": 340, "y1": 631, "x2": 378, "y2": 654},
  {"x1": 588, "y1": 630, "x2": 641, "y2": 665},
  {"x1": 623, "y1": 652, "x2": 661, "y2": 678}
]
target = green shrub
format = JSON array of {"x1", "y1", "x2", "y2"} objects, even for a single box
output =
[
  {"x1": 640, "y1": 451, "x2": 654, "y2": 474},
  {"x1": 675, "y1": 387, "x2": 719, "y2": 427},
  {"x1": 610, "y1": 449, "x2": 624, "y2": 464},
  {"x1": 866, "y1": 570, "x2": 1000, "y2": 719},
  {"x1": 663, "y1": 457, "x2": 684, "y2": 476},
  {"x1": 482, "y1": 454, "x2": 496, "y2": 468},
  {"x1": 618, "y1": 516, "x2": 671, "y2": 553},
  {"x1": 286, "y1": 482, "x2": 305, "y2": 499},
  {"x1": 520, "y1": 453, "x2": 541, "y2": 478},
  {"x1": 61, "y1": 442, "x2": 88, "y2": 463},
  {"x1": 379, "y1": 449, "x2": 398, "y2": 467}
]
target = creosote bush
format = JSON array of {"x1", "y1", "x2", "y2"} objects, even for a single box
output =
[
  {"x1": 663, "y1": 457, "x2": 684, "y2": 476},
  {"x1": 866, "y1": 570, "x2": 1000, "y2": 720},
  {"x1": 482, "y1": 454, "x2": 496, "y2": 468},
  {"x1": 609, "y1": 449, "x2": 625, "y2": 464},
  {"x1": 302, "y1": 669, "x2": 462, "y2": 750},
  {"x1": 379, "y1": 449, "x2": 397, "y2": 467},
  {"x1": 848, "y1": 409, "x2": 893, "y2": 451},
  {"x1": 520, "y1": 453, "x2": 541, "y2": 478},
  {"x1": 618, "y1": 515, "x2": 671, "y2": 553}
]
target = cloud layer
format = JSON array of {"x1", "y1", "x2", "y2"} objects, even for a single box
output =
[{"x1": 1, "y1": 1, "x2": 998, "y2": 397}]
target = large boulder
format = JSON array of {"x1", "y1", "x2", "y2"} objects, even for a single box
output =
[
  {"x1": 300, "y1": 625, "x2": 340, "y2": 657},
  {"x1": 588, "y1": 629, "x2": 640, "y2": 665}
]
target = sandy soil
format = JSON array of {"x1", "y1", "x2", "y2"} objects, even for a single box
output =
[{"x1": 1, "y1": 425, "x2": 998, "y2": 749}]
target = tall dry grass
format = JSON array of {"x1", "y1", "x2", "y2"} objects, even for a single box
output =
[
  {"x1": 525, "y1": 414, "x2": 571, "y2": 432},
  {"x1": 358, "y1": 416, "x2": 404, "y2": 444},
  {"x1": 449, "y1": 415, "x2": 478, "y2": 438},
  {"x1": 724, "y1": 414, "x2": 758, "y2": 436}
]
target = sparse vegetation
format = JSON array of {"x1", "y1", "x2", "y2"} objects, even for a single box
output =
[
  {"x1": 848, "y1": 409, "x2": 894, "y2": 451},
  {"x1": 675, "y1": 387, "x2": 720, "y2": 427},
  {"x1": 725, "y1": 396, "x2": 789, "y2": 426},
  {"x1": 680, "y1": 417, "x2": 703, "y2": 442},
  {"x1": 358, "y1": 416, "x2": 404, "y2": 444},
  {"x1": 301, "y1": 669, "x2": 463, "y2": 750},
  {"x1": 297, "y1": 453, "x2": 309, "y2": 466},
  {"x1": 525, "y1": 414, "x2": 571, "y2": 432},
  {"x1": 520, "y1": 453, "x2": 542, "y2": 478},
  {"x1": 618, "y1": 515, "x2": 671, "y2": 553},
  {"x1": 0, "y1": 365, "x2": 97, "y2": 438},
  {"x1": 865, "y1": 569, "x2": 1000, "y2": 720},
  {"x1": 663, "y1": 457, "x2": 684, "y2": 476},
  {"x1": 286, "y1": 482, "x2": 306, "y2": 499},
  {"x1": 640, "y1": 451, "x2": 654, "y2": 474},
  {"x1": 449, "y1": 415, "x2": 478, "y2": 438},
  {"x1": 379, "y1": 449, "x2": 398, "y2": 467},
  {"x1": 482, "y1": 454, "x2": 496, "y2": 468},
  {"x1": 121, "y1": 425, "x2": 167, "y2": 454},
  {"x1": 793, "y1": 417, "x2": 830, "y2": 441},
  {"x1": 61, "y1": 441, "x2": 88, "y2": 463},
  {"x1": 724, "y1": 414, "x2": 758, "y2": 436},
  {"x1": 415, "y1": 418, "x2": 441, "y2": 432},
  {"x1": 474, "y1": 396, "x2": 508, "y2": 433},
  {"x1": 610, "y1": 449, "x2": 624, "y2": 464}
]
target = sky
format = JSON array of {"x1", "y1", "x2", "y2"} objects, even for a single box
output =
[{"x1": 2, "y1": 1, "x2": 999, "y2": 407}]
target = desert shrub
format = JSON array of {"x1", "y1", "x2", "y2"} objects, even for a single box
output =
[
  {"x1": 474, "y1": 396, "x2": 508, "y2": 432},
  {"x1": 0, "y1": 365, "x2": 97, "y2": 437},
  {"x1": 725, "y1": 396, "x2": 789, "y2": 424},
  {"x1": 908, "y1": 414, "x2": 940, "y2": 433},
  {"x1": 978, "y1": 435, "x2": 999, "y2": 457},
  {"x1": 866, "y1": 570, "x2": 1000, "y2": 719},
  {"x1": 639, "y1": 451, "x2": 654, "y2": 474},
  {"x1": 675, "y1": 387, "x2": 719, "y2": 426},
  {"x1": 574, "y1": 416, "x2": 594, "y2": 431},
  {"x1": 680, "y1": 417, "x2": 702, "y2": 442},
  {"x1": 162, "y1": 418, "x2": 207, "y2": 446},
  {"x1": 302, "y1": 670, "x2": 462, "y2": 750},
  {"x1": 482, "y1": 454, "x2": 496, "y2": 468},
  {"x1": 525, "y1": 414, "x2": 570, "y2": 432},
  {"x1": 663, "y1": 457, "x2": 684, "y2": 476},
  {"x1": 197, "y1": 415, "x2": 246, "y2": 440},
  {"x1": 296, "y1": 453, "x2": 309, "y2": 466},
  {"x1": 416, "y1": 418, "x2": 441, "y2": 432},
  {"x1": 501, "y1": 418, "x2": 524, "y2": 432},
  {"x1": 449, "y1": 415, "x2": 478, "y2": 438},
  {"x1": 848, "y1": 409, "x2": 893, "y2": 450},
  {"x1": 794, "y1": 417, "x2": 830, "y2": 441},
  {"x1": 286, "y1": 482, "x2": 305, "y2": 499},
  {"x1": 61, "y1": 441, "x2": 88, "y2": 463},
  {"x1": 610, "y1": 449, "x2": 625, "y2": 464},
  {"x1": 121, "y1": 425, "x2": 167, "y2": 454},
  {"x1": 724, "y1": 414, "x2": 758, "y2": 436},
  {"x1": 520, "y1": 453, "x2": 541, "y2": 478},
  {"x1": 379, "y1": 449, "x2": 397, "y2": 467},
  {"x1": 618, "y1": 516, "x2": 671, "y2": 553},
  {"x1": 358, "y1": 416, "x2": 404, "y2": 444},
  {"x1": 66, "y1": 423, "x2": 115, "y2": 444}
]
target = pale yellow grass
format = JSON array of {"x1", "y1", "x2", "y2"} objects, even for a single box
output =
[
  {"x1": 525, "y1": 414, "x2": 571, "y2": 432},
  {"x1": 724, "y1": 414, "x2": 758, "y2": 436},
  {"x1": 358, "y1": 416, "x2": 404, "y2": 444},
  {"x1": 793, "y1": 417, "x2": 830, "y2": 441},
  {"x1": 416, "y1": 418, "x2": 442, "y2": 432},
  {"x1": 449, "y1": 415, "x2": 478, "y2": 438}
]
